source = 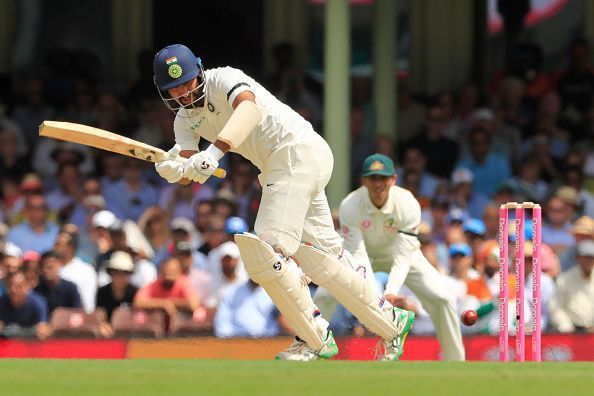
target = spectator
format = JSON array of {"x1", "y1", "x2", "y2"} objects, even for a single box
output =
[
  {"x1": 194, "y1": 200, "x2": 214, "y2": 245},
  {"x1": 559, "y1": 216, "x2": 594, "y2": 271},
  {"x1": 436, "y1": 91, "x2": 461, "y2": 141},
  {"x1": 563, "y1": 166, "x2": 594, "y2": 218},
  {"x1": 217, "y1": 157, "x2": 260, "y2": 224},
  {"x1": 482, "y1": 203, "x2": 500, "y2": 240},
  {"x1": 508, "y1": 154, "x2": 549, "y2": 203},
  {"x1": 200, "y1": 215, "x2": 228, "y2": 259},
  {"x1": 7, "y1": 195, "x2": 59, "y2": 253},
  {"x1": 32, "y1": 140, "x2": 94, "y2": 186},
  {"x1": 207, "y1": 241, "x2": 247, "y2": 300},
  {"x1": 449, "y1": 168, "x2": 490, "y2": 218},
  {"x1": 11, "y1": 78, "x2": 54, "y2": 150},
  {"x1": 421, "y1": 195, "x2": 450, "y2": 244},
  {"x1": 396, "y1": 147, "x2": 439, "y2": 199},
  {"x1": 0, "y1": 124, "x2": 31, "y2": 182},
  {"x1": 138, "y1": 206, "x2": 170, "y2": 267},
  {"x1": 34, "y1": 251, "x2": 82, "y2": 315},
  {"x1": 45, "y1": 163, "x2": 85, "y2": 226},
  {"x1": 448, "y1": 243, "x2": 491, "y2": 305},
  {"x1": 521, "y1": 241, "x2": 555, "y2": 331},
  {"x1": 0, "y1": 244, "x2": 23, "y2": 295},
  {"x1": 550, "y1": 240, "x2": 594, "y2": 333},
  {"x1": 96, "y1": 250, "x2": 138, "y2": 321},
  {"x1": 174, "y1": 241, "x2": 214, "y2": 308},
  {"x1": 99, "y1": 154, "x2": 124, "y2": 198},
  {"x1": 406, "y1": 104, "x2": 459, "y2": 179},
  {"x1": 456, "y1": 128, "x2": 511, "y2": 197},
  {"x1": 54, "y1": 230, "x2": 97, "y2": 313},
  {"x1": 0, "y1": 270, "x2": 51, "y2": 339},
  {"x1": 133, "y1": 257, "x2": 199, "y2": 319},
  {"x1": 214, "y1": 279, "x2": 280, "y2": 338},
  {"x1": 159, "y1": 182, "x2": 214, "y2": 222},
  {"x1": 104, "y1": 158, "x2": 158, "y2": 221},
  {"x1": 22, "y1": 250, "x2": 41, "y2": 288},
  {"x1": 542, "y1": 195, "x2": 576, "y2": 254},
  {"x1": 462, "y1": 218, "x2": 487, "y2": 264},
  {"x1": 168, "y1": 217, "x2": 205, "y2": 270},
  {"x1": 396, "y1": 76, "x2": 426, "y2": 145}
]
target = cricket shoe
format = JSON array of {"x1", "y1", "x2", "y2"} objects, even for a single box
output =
[
  {"x1": 376, "y1": 307, "x2": 415, "y2": 361},
  {"x1": 275, "y1": 331, "x2": 339, "y2": 361}
]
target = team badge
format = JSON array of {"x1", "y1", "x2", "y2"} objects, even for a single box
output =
[
  {"x1": 384, "y1": 218, "x2": 397, "y2": 231},
  {"x1": 369, "y1": 160, "x2": 384, "y2": 171},
  {"x1": 168, "y1": 64, "x2": 183, "y2": 78}
]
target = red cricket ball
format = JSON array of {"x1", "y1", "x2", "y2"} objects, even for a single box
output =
[{"x1": 461, "y1": 310, "x2": 478, "y2": 326}]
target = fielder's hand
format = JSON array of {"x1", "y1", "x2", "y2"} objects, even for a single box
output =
[
  {"x1": 183, "y1": 150, "x2": 219, "y2": 184},
  {"x1": 155, "y1": 144, "x2": 184, "y2": 183}
]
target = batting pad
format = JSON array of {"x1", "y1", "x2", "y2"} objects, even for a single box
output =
[
  {"x1": 234, "y1": 233, "x2": 326, "y2": 351},
  {"x1": 293, "y1": 244, "x2": 398, "y2": 340}
]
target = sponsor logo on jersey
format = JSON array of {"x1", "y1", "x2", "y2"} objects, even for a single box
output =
[
  {"x1": 189, "y1": 116, "x2": 205, "y2": 130},
  {"x1": 384, "y1": 218, "x2": 397, "y2": 231},
  {"x1": 361, "y1": 219, "x2": 372, "y2": 230},
  {"x1": 341, "y1": 225, "x2": 350, "y2": 236}
]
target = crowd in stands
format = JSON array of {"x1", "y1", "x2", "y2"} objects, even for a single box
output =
[{"x1": 1, "y1": 38, "x2": 594, "y2": 339}]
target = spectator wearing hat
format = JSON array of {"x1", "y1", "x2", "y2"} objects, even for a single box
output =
[
  {"x1": 103, "y1": 157, "x2": 158, "y2": 222},
  {"x1": 214, "y1": 279, "x2": 280, "y2": 338},
  {"x1": 559, "y1": 216, "x2": 594, "y2": 271},
  {"x1": 550, "y1": 240, "x2": 594, "y2": 333},
  {"x1": 207, "y1": 241, "x2": 247, "y2": 301},
  {"x1": 54, "y1": 230, "x2": 97, "y2": 313},
  {"x1": 133, "y1": 257, "x2": 199, "y2": 319},
  {"x1": 32, "y1": 140, "x2": 94, "y2": 187},
  {"x1": 462, "y1": 218, "x2": 487, "y2": 264},
  {"x1": 0, "y1": 270, "x2": 51, "y2": 339},
  {"x1": 34, "y1": 251, "x2": 82, "y2": 315},
  {"x1": 96, "y1": 221, "x2": 157, "y2": 289},
  {"x1": 449, "y1": 167, "x2": 490, "y2": 219},
  {"x1": 167, "y1": 217, "x2": 206, "y2": 271},
  {"x1": 7, "y1": 195, "x2": 59, "y2": 254},
  {"x1": 448, "y1": 243, "x2": 491, "y2": 306},
  {"x1": 96, "y1": 250, "x2": 138, "y2": 321},
  {"x1": 542, "y1": 195, "x2": 576, "y2": 254},
  {"x1": 396, "y1": 147, "x2": 440, "y2": 200},
  {"x1": 455, "y1": 128, "x2": 511, "y2": 197},
  {"x1": 22, "y1": 250, "x2": 41, "y2": 289},
  {"x1": 174, "y1": 241, "x2": 214, "y2": 308}
]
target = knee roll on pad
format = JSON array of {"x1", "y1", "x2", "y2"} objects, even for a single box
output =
[
  {"x1": 234, "y1": 233, "x2": 326, "y2": 350},
  {"x1": 293, "y1": 244, "x2": 399, "y2": 340}
]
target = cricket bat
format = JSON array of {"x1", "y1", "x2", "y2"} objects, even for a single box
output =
[{"x1": 39, "y1": 120, "x2": 226, "y2": 178}]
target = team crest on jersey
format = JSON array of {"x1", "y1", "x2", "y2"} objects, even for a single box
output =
[
  {"x1": 384, "y1": 218, "x2": 397, "y2": 232},
  {"x1": 370, "y1": 160, "x2": 384, "y2": 171},
  {"x1": 361, "y1": 219, "x2": 372, "y2": 230}
]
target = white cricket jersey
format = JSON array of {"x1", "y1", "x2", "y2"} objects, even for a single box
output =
[
  {"x1": 174, "y1": 67, "x2": 319, "y2": 170},
  {"x1": 339, "y1": 185, "x2": 422, "y2": 273}
]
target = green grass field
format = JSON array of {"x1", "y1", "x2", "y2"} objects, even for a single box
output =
[{"x1": 0, "y1": 360, "x2": 592, "y2": 396}]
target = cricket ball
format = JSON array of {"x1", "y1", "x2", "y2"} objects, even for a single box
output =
[{"x1": 461, "y1": 310, "x2": 478, "y2": 326}]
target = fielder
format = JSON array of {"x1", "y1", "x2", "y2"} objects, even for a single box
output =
[
  {"x1": 339, "y1": 154, "x2": 465, "y2": 361},
  {"x1": 151, "y1": 44, "x2": 414, "y2": 361}
]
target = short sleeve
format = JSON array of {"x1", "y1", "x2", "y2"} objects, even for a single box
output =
[
  {"x1": 174, "y1": 115, "x2": 200, "y2": 151},
  {"x1": 208, "y1": 67, "x2": 254, "y2": 106}
]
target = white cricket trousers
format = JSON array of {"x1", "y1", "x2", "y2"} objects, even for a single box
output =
[{"x1": 254, "y1": 133, "x2": 343, "y2": 257}]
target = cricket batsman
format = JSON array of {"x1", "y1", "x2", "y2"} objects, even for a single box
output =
[
  {"x1": 339, "y1": 154, "x2": 465, "y2": 361},
  {"x1": 151, "y1": 44, "x2": 414, "y2": 361}
]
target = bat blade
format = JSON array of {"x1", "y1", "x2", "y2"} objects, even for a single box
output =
[{"x1": 39, "y1": 121, "x2": 226, "y2": 178}]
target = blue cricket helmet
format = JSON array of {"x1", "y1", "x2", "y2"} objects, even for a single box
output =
[{"x1": 154, "y1": 44, "x2": 201, "y2": 90}]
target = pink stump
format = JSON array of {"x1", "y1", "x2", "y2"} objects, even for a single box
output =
[
  {"x1": 515, "y1": 206, "x2": 525, "y2": 362},
  {"x1": 532, "y1": 206, "x2": 542, "y2": 362},
  {"x1": 499, "y1": 206, "x2": 509, "y2": 362}
]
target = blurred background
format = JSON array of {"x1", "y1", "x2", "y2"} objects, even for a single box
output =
[{"x1": 0, "y1": 0, "x2": 593, "y2": 360}]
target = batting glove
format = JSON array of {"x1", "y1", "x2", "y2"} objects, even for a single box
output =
[
  {"x1": 155, "y1": 144, "x2": 184, "y2": 183},
  {"x1": 182, "y1": 150, "x2": 219, "y2": 184}
]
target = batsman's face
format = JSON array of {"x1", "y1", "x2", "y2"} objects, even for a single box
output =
[
  {"x1": 168, "y1": 78, "x2": 200, "y2": 106},
  {"x1": 363, "y1": 175, "x2": 396, "y2": 207}
]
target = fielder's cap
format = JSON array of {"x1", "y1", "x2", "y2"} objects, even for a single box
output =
[
  {"x1": 449, "y1": 243, "x2": 472, "y2": 257},
  {"x1": 225, "y1": 216, "x2": 248, "y2": 234},
  {"x1": 577, "y1": 240, "x2": 594, "y2": 257},
  {"x1": 105, "y1": 251, "x2": 134, "y2": 273},
  {"x1": 92, "y1": 210, "x2": 117, "y2": 229},
  {"x1": 22, "y1": 250, "x2": 41, "y2": 262},
  {"x1": 572, "y1": 216, "x2": 594, "y2": 236},
  {"x1": 463, "y1": 218, "x2": 486, "y2": 236},
  {"x1": 361, "y1": 154, "x2": 396, "y2": 177},
  {"x1": 447, "y1": 208, "x2": 468, "y2": 224},
  {"x1": 154, "y1": 44, "x2": 201, "y2": 91},
  {"x1": 218, "y1": 241, "x2": 241, "y2": 259},
  {"x1": 175, "y1": 241, "x2": 193, "y2": 254},
  {"x1": 451, "y1": 168, "x2": 473, "y2": 184},
  {"x1": 171, "y1": 217, "x2": 195, "y2": 234}
]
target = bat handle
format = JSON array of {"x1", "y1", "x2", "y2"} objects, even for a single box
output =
[{"x1": 169, "y1": 154, "x2": 227, "y2": 179}]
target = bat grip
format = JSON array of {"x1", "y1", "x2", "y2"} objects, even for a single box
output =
[{"x1": 168, "y1": 153, "x2": 227, "y2": 179}]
